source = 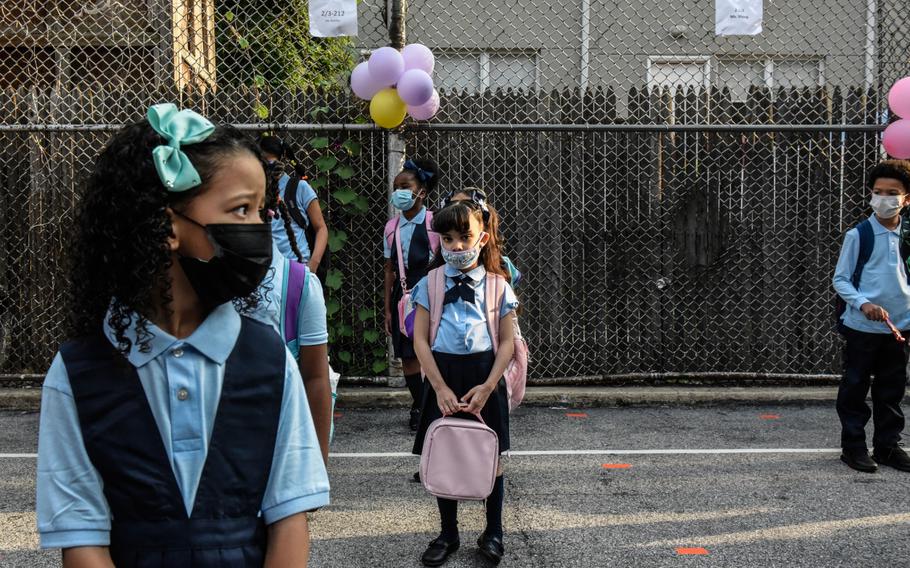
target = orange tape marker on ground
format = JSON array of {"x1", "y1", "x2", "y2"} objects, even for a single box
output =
[
  {"x1": 676, "y1": 547, "x2": 709, "y2": 555},
  {"x1": 565, "y1": 412, "x2": 588, "y2": 418},
  {"x1": 602, "y1": 463, "x2": 632, "y2": 469},
  {"x1": 759, "y1": 414, "x2": 781, "y2": 420},
  {"x1": 333, "y1": 413, "x2": 343, "y2": 419}
]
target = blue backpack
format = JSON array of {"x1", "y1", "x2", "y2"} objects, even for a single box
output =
[{"x1": 835, "y1": 218, "x2": 910, "y2": 329}]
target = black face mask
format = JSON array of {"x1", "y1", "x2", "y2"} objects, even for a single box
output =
[{"x1": 175, "y1": 213, "x2": 273, "y2": 308}]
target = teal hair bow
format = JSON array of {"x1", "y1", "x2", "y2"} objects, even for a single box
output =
[{"x1": 147, "y1": 103, "x2": 215, "y2": 192}]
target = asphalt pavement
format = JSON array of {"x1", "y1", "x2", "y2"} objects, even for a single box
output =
[{"x1": 1, "y1": 404, "x2": 909, "y2": 567}]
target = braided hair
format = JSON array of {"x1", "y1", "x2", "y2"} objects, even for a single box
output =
[{"x1": 260, "y1": 133, "x2": 306, "y2": 263}]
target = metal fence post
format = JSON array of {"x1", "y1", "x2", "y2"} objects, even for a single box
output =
[{"x1": 386, "y1": 0, "x2": 407, "y2": 383}]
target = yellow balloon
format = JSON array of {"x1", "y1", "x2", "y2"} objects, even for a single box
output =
[{"x1": 370, "y1": 88, "x2": 407, "y2": 129}]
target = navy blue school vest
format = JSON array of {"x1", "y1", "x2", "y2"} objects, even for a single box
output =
[
  {"x1": 60, "y1": 316, "x2": 285, "y2": 568},
  {"x1": 390, "y1": 220, "x2": 431, "y2": 290}
]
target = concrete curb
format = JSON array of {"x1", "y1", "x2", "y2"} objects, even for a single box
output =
[{"x1": 0, "y1": 386, "x2": 875, "y2": 412}]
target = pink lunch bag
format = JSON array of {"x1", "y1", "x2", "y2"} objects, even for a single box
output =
[{"x1": 420, "y1": 413, "x2": 500, "y2": 501}]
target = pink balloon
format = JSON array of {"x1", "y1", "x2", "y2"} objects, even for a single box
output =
[
  {"x1": 889, "y1": 77, "x2": 910, "y2": 119},
  {"x1": 407, "y1": 89, "x2": 440, "y2": 121},
  {"x1": 368, "y1": 47, "x2": 404, "y2": 87},
  {"x1": 350, "y1": 62, "x2": 383, "y2": 100},
  {"x1": 397, "y1": 69, "x2": 434, "y2": 106},
  {"x1": 402, "y1": 43, "x2": 435, "y2": 75},
  {"x1": 882, "y1": 119, "x2": 910, "y2": 159}
]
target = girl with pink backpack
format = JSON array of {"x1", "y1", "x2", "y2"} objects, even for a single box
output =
[
  {"x1": 383, "y1": 159, "x2": 442, "y2": 430},
  {"x1": 410, "y1": 200, "x2": 519, "y2": 566}
]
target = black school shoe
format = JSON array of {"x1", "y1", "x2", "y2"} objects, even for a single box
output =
[
  {"x1": 873, "y1": 446, "x2": 910, "y2": 472},
  {"x1": 477, "y1": 531, "x2": 504, "y2": 565},
  {"x1": 421, "y1": 537, "x2": 460, "y2": 567},
  {"x1": 841, "y1": 448, "x2": 878, "y2": 473},
  {"x1": 410, "y1": 408, "x2": 421, "y2": 431}
]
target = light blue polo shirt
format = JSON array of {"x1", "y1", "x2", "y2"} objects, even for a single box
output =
[
  {"x1": 248, "y1": 243, "x2": 329, "y2": 354},
  {"x1": 383, "y1": 207, "x2": 433, "y2": 268},
  {"x1": 412, "y1": 264, "x2": 519, "y2": 354},
  {"x1": 36, "y1": 303, "x2": 330, "y2": 549},
  {"x1": 834, "y1": 215, "x2": 910, "y2": 333},
  {"x1": 272, "y1": 174, "x2": 318, "y2": 262}
]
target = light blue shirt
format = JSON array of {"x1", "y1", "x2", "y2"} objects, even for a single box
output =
[
  {"x1": 412, "y1": 265, "x2": 519, "y2": 354},
  {"x1": 272, "y1": 174, "x2": 318, "y2": 262},
  {"x1": 833, "y1": 215, "x2": 910, "y2": 333},
  {"x1": 383, "y1": 207, "x2": 433, "y2": 268},
  {"x1": 36, "y1": 303, "x2": 330, "y2": 549},
  {"x1": 249, "y1": 243, "x2": 329, "y2": 353}
]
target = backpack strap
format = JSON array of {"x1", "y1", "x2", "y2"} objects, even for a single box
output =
[
  {"x1": 283, "y1": 176, "x2": 309, "y2": 230},
  {"x1": 384, "y1": 216, "x2": 400, "y2": 252},
  {"x1": 425, "y1": 210, "x2": 440, "y2": 254},
  {"x1": 484, "y1": 273, "x2": 506, "y2": 355},
  {"x1": 281, "y1": 260, "x2": 309, "y2": 346},
  {"x1": 428, "y1": 267, "x2": 446, "y2": 348},
  {"x1": 852, "y1": 219, "x2": 874, "y2": 289},
  {"x1": 394, "y1": 218, "x2": 409, "y2": 292}
]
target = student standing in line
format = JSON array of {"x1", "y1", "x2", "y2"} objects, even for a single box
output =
[
  {"x1": 259, "y1": 134, "x2": 329, "y2": 276},
  {"x1": 383, "y1": 159, "x2": 442, "y2": 430},
  {"x1": 36, "y1": 105, "x2": 329, "y2": 567},
  {"x1": 833, "y1": 159, "x2": 910, "y2": 474},
  {"x1": 411, "y1": 200, "x2": 518, "y2": 566}
]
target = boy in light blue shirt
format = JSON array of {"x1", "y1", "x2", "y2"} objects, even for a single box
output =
[{"x1": 833, "y1": 159, "x2": 910, "y2": 473}]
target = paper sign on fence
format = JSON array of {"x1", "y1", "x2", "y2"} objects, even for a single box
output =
[
  {"x1": 309, "y1": 0, "x2": 358, "y2": 38},
  {"x1": 716, "y1": 0, "x2": 762, "y2": 36}
]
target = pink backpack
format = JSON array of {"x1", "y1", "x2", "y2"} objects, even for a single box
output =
[
  {"x1": 384, "y1": 211, "x2": 440, "y2": 338},
  {"x1": 427, "y1": 268, "x2": 529, "y2": 411},
  {"x1": 420, "y1": 413, "x2": 500, "y2": 500}
]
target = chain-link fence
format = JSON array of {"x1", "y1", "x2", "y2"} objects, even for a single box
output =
[{"x1": 0, "y1": 1, "x2": 907, "y2": 383}]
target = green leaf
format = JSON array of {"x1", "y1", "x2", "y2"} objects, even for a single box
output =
[
  {"x1": 338, "y1": 324, "x2": 354, "y2": 338},
  {"x1": 338, "y1": 351, "x2": 353, "y2": 363},
  {"x1": 363, "y1": 329, "x2": 380, "y2": 343},
  {"x1": 334, "y1": 165, "x2": 355, "y2": 179},
  {"x1": 225, "y1": 10, "x2": 235, "y2": 22},
  {"x1": 309, "y1": 137, "x2": 330, "y2": 149},
  {"x1": 328, "y1": 230, "x2": 348, "y2": 253},
  {"x1": 373, "y1": 347, "x2": 387, "y2": 358},
  {"x1": 308, "y1": 177, "x2": 327, "y2": 190},
  {"x1": 358, "y1": 308, "x2": 375, "y2": 322},
  {"x1": 254, "y1": 103, "x2": 269, "y2": 120},
  {"x1": 238, "y1": 37, "x2": 250, "y2": 50},
  {"x1": 310, "y1": 106, "x2": 330, "y2": 119},
  {"x1": 253, "y1": 75, "x2": 266, "y2": 88},
  {"x1": 315, "y1": 155, "x2": 339, "y2": 172},
  {"x1": 325, "y1": 298, "x2": 340, "y2": 317},
  {"x1": 352, "y1": 195, "x2": 370, "y2": 213},
  {"x1": 332, "y1": 187, "x2": 358, "y2": 205},
  {"x1": 372, "y1": 360, "x2": 388, "y2": 374},
  {"x1": 325, "y1": 269, "x2": 343, "y2": 290},
  {"x1": 341, "y1": 139, "x2": 361, "y2": 156},
  {"x1": 353, "y1": 116, "x2": 370, "y2": 124}
]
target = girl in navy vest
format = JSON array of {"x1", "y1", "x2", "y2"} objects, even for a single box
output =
[
  {"x1": 36, "y1": 104, "x2": 329, "y2": 567},
  {"x1": 259, "y1": 134, "x2": 329, "y2": 273},
  {"x1": 411, "y1": 201, "x2": 519, "y2": 567},
  {"x1": 383, "y1": 159, "x2": 442, "y2": 430}
]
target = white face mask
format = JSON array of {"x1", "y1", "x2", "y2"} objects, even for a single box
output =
[{"x1": 871, "y1": 194, "x2": 904, "y2": 219}]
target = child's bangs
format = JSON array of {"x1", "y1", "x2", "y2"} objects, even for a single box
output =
[{"x1": 432, "y1": 203, "x2": 478, "y2": 234}]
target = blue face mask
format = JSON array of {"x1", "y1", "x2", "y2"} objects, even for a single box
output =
[{"x1": 390, "y1": 189, "x2": 417, "y2": 211}]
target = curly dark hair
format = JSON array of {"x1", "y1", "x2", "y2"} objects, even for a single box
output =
[
  {"x1": 869, "y1": 159, "x2": 910, "y2": 192},
  {"x1": 400, "y1": 158, "x2": 442, "y2": 196},
  {"x1": 67, "y1": 118, "x2": 266, "y2": 356}
]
